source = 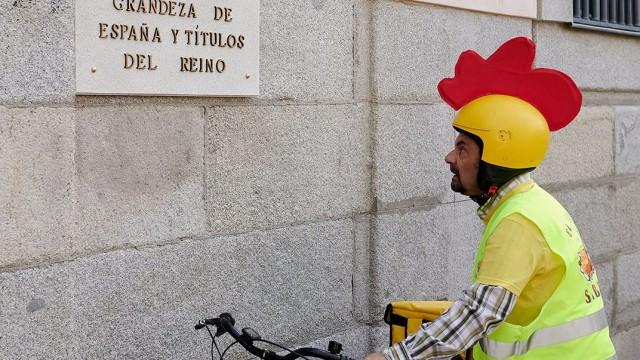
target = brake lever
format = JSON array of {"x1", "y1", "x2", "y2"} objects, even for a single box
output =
[{"x1": 217, "y1": 313, "x2": 236, "y2": 337}]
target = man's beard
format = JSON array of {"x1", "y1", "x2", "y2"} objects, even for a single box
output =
[
  {"x1": 450, "y1": 165, "x2": 466, "y2": 194},
  {"x1": 450, "y1": 164, "x2": 490, "y2": 205}
]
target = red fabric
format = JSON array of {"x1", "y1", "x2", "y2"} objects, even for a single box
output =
[{"x1": 438, "y1": 37, "x2": 582, "y2": 132}]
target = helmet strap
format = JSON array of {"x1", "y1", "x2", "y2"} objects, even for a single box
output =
[{"x1": 486, "y1": 185, "x2": 498, "y2": 198}]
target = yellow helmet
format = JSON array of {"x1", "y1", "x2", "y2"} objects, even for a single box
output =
[
  {"x1": 439, "y1": 37, "x2": 582, "y2": 172},
  {"x1": 453, "y1": 94, "x2": 550, "y2": 169}
]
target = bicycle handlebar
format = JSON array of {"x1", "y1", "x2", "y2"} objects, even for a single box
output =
[{"x1": 195, "y1": 313, "x2": 357, "y2": 360}]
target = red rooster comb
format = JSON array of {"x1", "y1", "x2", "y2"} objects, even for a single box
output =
[{"x1": 438, "y1": 37, "x2": 582, "y2": 131}]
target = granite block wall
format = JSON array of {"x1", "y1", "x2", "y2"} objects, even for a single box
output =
[{"x1": 1, "y1": 0, "x2": 638, "y2": 358}]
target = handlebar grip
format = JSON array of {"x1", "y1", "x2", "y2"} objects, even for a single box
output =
[{"x1": 194, "y1": 317, "x2": 221, "y2": 331}]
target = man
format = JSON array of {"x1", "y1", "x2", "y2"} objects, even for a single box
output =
[{"x1": 365, "y1": 37, "x2": 616, "y2": 359}]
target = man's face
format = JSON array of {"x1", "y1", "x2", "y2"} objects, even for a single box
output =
[{"x1": 444, "y1": 133, "x2": 483, "y2": 197}]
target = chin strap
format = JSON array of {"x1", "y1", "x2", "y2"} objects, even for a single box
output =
[
  {"x1": 486, "y1": 185, "x2": 499, "y2": 198},
  {"x1": 470, "y1": 184, "x2": 499, "y2": 206}
]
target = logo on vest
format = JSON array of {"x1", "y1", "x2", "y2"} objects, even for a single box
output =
[
  {"x1": 578, "y1": 248, "x2": 594, "y2": 282},
  {"x1": 579, "y1": 247, "x2": 602, "y2": 304}
]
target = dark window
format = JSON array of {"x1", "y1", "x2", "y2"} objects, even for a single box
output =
[{"x1": 573, "y1": 0, "x2": 640, "y2": 35}]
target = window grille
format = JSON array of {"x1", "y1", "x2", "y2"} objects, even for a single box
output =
[{"x1": 573, "y1": 0, "x2": 640, "y2": 35}]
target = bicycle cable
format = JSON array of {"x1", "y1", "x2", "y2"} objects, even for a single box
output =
[
  {"x1": 219, "y1": 340, "x2": 239, "y2": 360},
  {"x1": 197, "y1": 315, "x2": 343, "y2": 360},
  {"x1": 204, "y1": 325, "x2": 223, "y2": 360},
  {"x1": 254, "y1": 339, "x2": 314, "y2": 360}
]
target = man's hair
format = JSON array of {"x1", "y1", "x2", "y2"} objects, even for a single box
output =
[
  {"x1": 456, "y1": 128, "x2": 534, "y2": 193},
  {"x1": 456, "y1": 128, "x2": 483, "y2": 154}
]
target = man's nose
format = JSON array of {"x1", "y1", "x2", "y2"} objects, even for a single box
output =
[{"x1": 444, "y1": 150, "x2": 455, "y2": 164}]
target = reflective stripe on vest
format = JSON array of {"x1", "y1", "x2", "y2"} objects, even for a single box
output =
[{"x1": 479, "y1": 308, "x2": 608, "y2": 359}]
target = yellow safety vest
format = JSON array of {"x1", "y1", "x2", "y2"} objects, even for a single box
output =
[{"x1": 472, "y1": 184, "x2": 616, "y2": 359}]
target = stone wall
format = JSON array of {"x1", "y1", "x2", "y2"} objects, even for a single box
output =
[{"x1": 1, "y1": 0, "x2": 638, "y2": 358}]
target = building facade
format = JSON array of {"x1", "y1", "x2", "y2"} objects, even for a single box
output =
[{"x1": 1, "y1": 0, "x2": 639, "y2": 358}]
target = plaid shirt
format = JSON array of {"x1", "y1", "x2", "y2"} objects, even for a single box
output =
[{"x1": 383, "y1": 175, "x2": 533, "y2": 360}]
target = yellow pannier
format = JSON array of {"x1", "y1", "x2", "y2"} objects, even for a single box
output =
[{"x1": 384, "y1": 301, "x2": 471, "y2": 360}]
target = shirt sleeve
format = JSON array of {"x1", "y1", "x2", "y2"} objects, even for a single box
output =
[
  {"x1": 382, "y1": 284, "x2": 517, "y2": 360},
  {"x1": 475, "y1": 213, "x2": 546, "y2": 296}
]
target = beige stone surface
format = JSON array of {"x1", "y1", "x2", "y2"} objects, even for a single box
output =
[
  {"x1": 0, "y1": 107, "x2": 76, "y2": 267},
  {"x1": 75, "y1": 106, "x2": 206, "y2": 252}
]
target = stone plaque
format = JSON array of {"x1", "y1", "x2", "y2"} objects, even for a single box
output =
[{"x1": 76, "y1": 0, "x2": 260, "y2": 96}]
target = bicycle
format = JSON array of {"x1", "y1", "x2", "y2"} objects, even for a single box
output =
[{"x1": 195, "y1": 313, "x2": 358, "y2": 360}]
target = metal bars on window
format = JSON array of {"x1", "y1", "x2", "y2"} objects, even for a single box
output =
[{"x1": 573, "y1": 0, "x2": 640, "y2": 35}]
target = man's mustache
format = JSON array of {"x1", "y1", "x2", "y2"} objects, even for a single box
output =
[{"x1": 450, "y1": 165, "x2": 459, "y2": 176}]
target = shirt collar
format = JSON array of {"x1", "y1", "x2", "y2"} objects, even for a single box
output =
[{"x1": 477, "y1": 173, "x2": 533, "y2": 223}]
